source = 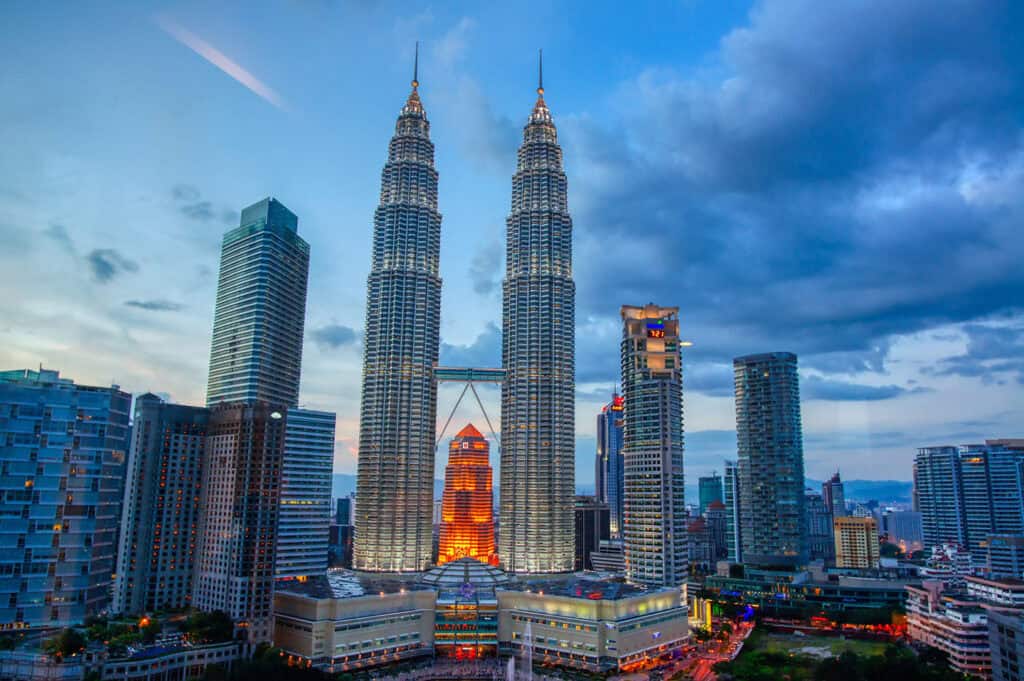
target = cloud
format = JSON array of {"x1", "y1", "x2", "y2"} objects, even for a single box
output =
[
  {"x1": 85, "y1": 249, "x2": 138, "y2": 283},
  {"x1": 124, "y1": 299, "x2": 184, "y2": 312},
  {"x1": 564, "y1": 1, "x2": 1024, "y2": 384},
  {"x1": 440, "y1": 323, "x2": 500, "y2": 368},
  {"x1": 311, "y1": 324, "x2": 358, "y2": 349},
  {"x1": 801, "y1": 376, "x2": 930, "y2": 402},
  {"x1": 171, "y1": 184, "x2": 200, "y2": 201},
  {"x1": 468, "y1": 242, "x2": 502, "y2": 295},
  {"x1": 171, "y1": 184, "x2": 238, "y2": 226},
  {"x1": 43, "y1": 223, "x2": 74, "y2": 253},
  {"x1": 930, "y1": 323, "x2": 1024, "y2": 384}
]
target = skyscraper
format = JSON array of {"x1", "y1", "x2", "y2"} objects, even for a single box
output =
[
  {"x1": 354, "y1": 60, "x2": 443, "y2": 573},
  {"x1": 620, "y1": 304, "x2": 687, "y2": 586},
  {"x1": 914, "y1": 446, "x2": 964, "y2": 549},
  {"x1": 723, "y1": 460, "x2": 742, "y2": 562},
  {"x1": 805, "y1": 492, "x2": 835, "y2": 563},
  {"x1": 574, "y1": 495, "x2": 611, "y2": 571},
  {"x1": 734, "y1": 352, "x2": 807, "y2": 568},
  {"x1": 822, "y1": 472, "x2": 846, "y2": 519},
  {"x1": 699, "y1": 474, "x2": 724, "y2": 516},
  {"x1": 833, "y1": 516, "x2": 880, "y2": 569},
  {"x1": 206, "y1": 197, "x2": 309, "y2": 408},
  {"x1": 275, "y1": 408, "x2": 336, "y2": 579},
  {"x1": 596, "y1": 394, "x2": 625, "y2": 537},
  {"x1": 193, "y1": 401, "x2": 287, "y2": 643},
  {"x1": 114, "y1": 394, "x2": 208, "y2": 615},
  {"x1": 438, "y1": 424, "x2": 497, "y2": 566},
  {"x1": 499, "y1": 57, "x2": 575, "y2": 574},
  {"x1": 0, "y1": 369, "x2": 130, "y2": 630}
]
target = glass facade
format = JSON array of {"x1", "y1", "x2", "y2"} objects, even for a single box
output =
[
  {"x1": 500, "y1": 82, "x2": 576, "y2": 574},
  {"x1": 698, "y1": 473, "x2": 723, "y2": 516},
  {"x1": 596, "y1": 394, "x2": 625, "y2": 538},
  {"x1": 0, "y1": 369, "x2": 130, "y2": 630}
]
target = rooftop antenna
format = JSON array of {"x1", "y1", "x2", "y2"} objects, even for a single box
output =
[
  {"x1": 412, "y1": 41, "x2": 419, "y2": 89},
  {"x1": 537, "y1": 48, "x2": 544, "y2": 95}
]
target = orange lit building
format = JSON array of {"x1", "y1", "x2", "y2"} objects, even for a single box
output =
[{"x1": 438, "y1": 424, "x2": 497, "y2": 566}]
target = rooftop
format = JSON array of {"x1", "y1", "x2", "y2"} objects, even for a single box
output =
[
  {"x1": 276, "y1": 571, "x2": 430, "y2": 600},
  {"x1": 421, "y1": 558, "x2": 510, "y2": 593},
  {"x1": 503, "y1": 576, "x2": 661, "y2": 601}
]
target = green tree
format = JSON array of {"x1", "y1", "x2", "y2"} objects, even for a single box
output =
[{"x1": 42, "y1": 628, "x2": 86, "y2": 660}]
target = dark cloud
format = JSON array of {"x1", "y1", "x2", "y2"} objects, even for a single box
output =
[
  {"x1": 440, "y1": 323, "x2": 500, "y2": 367},
  {"x1": 123, "y1": 299, "x2": 184, "y2": 312},
  {"x1": 468, "y1": 242, "x2": 502, "y2": 295},
  {"x1": 801, "y1": 376, "x2": 930, "y2": 402},
  {"x1": 172, "y1": 184, "x2": 238, "y2": 226},
  {"x1": 311, "y1": 324, "x2": 359, "y2": 349},
  {"x1": 43, "y1": 223, "x2": 74, "y2": 253},
  {"x1": 565, "y1": 1, "x2": 1024, "y2": 378},
  {"x1": 930, "y1": 324, "x2": 1024, "y2": 384},
  {"x1": 85, "y1": 249, "x2": 138, "y2": 283}
]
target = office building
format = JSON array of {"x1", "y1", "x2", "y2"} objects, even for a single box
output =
[
  {"x1": 723, "y1": 460, "x2": 742, "y2": 563},
  {"x1": 354, "y1": 63, "x2": 443, "y2": 574},
  {"x1": 0, "y1": 369, "x2": 130, "y2": 630},
  {"x1": 206, "y1": 197, "x2": 309, "y2": 408},
  {"x1": 984, "y1": 535, "x2": 1024, "y2": 580},
  {"x1": 734, "y1": 352, "x2": 807, "y2": 568},
  {"x1": 590, "y1": 540, "x2": 626, "y2": 573},
  {"x1": 882, "y1": 510, "x2": 924, "y2": 553},
  {"x1": 805, "y1": 492, "x2": 835, "y2": 563},
  {"x1": 193, "y1": 401, "x2": 287, "y2": 643},
  {"x1": 822, "y1": 471, "x2": 846, "y2": 519},
  {"x1": 834, "y1": 516, "x2": 880, "y2": 569},
  {"x1": 596, "y1": 394, "x2": 625, "y2": 538},
  {"x1": 705, "y1": 501, "x2": 728, "y2": 563},
  {"x1": 114, "y1": 394, "x2": 209, "y2": 615},
  {"x1": 698, "y1": 474, "x2": 723, "y2": 516},
  {"x1": 336, "y1": 496, "x2": 353, "y2": 526},
  {"x1": 437, "y1": 424, "x2": 497, "y2": 566},
  {"x1": 620, "y1": 304, "x2": 687, "y2": 586},
  {"x1": 276, "y1": 408, "x2": 335, "y2": 579},
  {"x1": 574, "y1": 496, "x2": 610, "y2": 571},
  {"x1": 988, "y1": 608, "x2": 1024, "y2": 681},
  {"x1": 499, "y1": 62, "x2": 576, "y2": 575}
]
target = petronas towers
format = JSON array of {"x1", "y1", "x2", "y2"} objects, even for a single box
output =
[{"x1": 354, "y1": 52, "x2": 575, "y2": 573}]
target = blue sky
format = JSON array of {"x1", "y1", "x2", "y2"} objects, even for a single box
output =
[{"x1": 2, "y1": 1, "x2": 1023, "y2": 484}]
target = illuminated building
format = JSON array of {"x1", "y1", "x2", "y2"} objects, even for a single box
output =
[
  {"x1": 500, "y1": 55, "x2": 576, "y2": 574},
  {"x1": 596, "y1": 394, "x2": 625, "y2": 537},
  {"x1": 114, "y1": 394, "x2": 209, "y2": 615},
  {"x1": 354, "y1": 51, "x2": 442, "y2": 573},
  {"x1": 723, "y1": 460, "x2": 742, "y2": 562},
  {"x1": 698, "y1": 474, "x2": 723, "y2": 516},
  {"x1": 0, "y1": 369, "x2": 130, "y2": 630},
  {"x1": 734, "y1": 352, "x2": 807, "y2": 568},
  {"x1": 206, "y1": 197, "x2": 309, "y2": 408},
  {"x1": 276, "y1": 408, "x2": 336, "y2": 579},
  {"x1": 193, "y1": 401, "x2": 287, "y2": 643},
  {"x1": 437, "y1": 424, "x2": 497, "y2": 566},
  {"x1": 620, "y1": 304, "x2": 687, "y2": 587},
  {"x1": 834, "y1": 516, "x2": 880, "y2": 569}
]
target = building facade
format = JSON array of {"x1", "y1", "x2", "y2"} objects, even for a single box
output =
[
  {"x1": 882, "y1": 510, "x2": 924, "y2": 554},
  {"x1": 734, "y1": 352, "x2": 807, "y2": 568},
  {"x1": 192, "y1": 401, "x2": 287, "y2": 643},
  {"x1": 805, "y1": 492, "x2": 835, "y2": 563},
  {"x1": 698, "y1": 474, "x2": 723, "y2": 516},
  {"x1": 354, "y1": 71, "x2": 443, "y2": 574},
  {"x1": 988, "y1": 608, "x2": 1024, "y2": 681},
  {"x1": 620, "y1": 305, "x2": 687, "y2": 587},
  {"x1": 574, "y1": 496, "x2": 611, "y2": 571},
  {"x1": 596, "y1": 394, "x2": 625, "y2": 538},
  {"x1": 438, "y1": 424, "x2": 497, "y2": 566},
  {"x1": 822, "y1": 472, "x2": 846, "y2": 519},
  {"x1": 499, "y1": 70, "x2": 576, "y2": 574},
  {"x1": 723, "y1": 460, "x2": 742, "y2": 563},
  {"x1": 206, "y1": 198, "x2": 309, "y2": 408},
  {"x1": 114, "y1": 394, "x2": 209, "y2": 615},
  {"x1": 834, "y1": 516, "x2": 880, "y2": 569},
  {"x1": 984, "y1": 535, "x2": 1024, "y2": 580},
  {"x1": 914, "y1": 446, "x2": 966, "y2": 549},
  {"x1": 276, "y1": 408, "x2": 335, "y2": 580},
  {"x1": 0, "y1": 369, "x2": 130, "y2": 630}
]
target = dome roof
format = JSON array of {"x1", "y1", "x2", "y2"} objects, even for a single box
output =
[{"x1": 420, "y1": 557, "x2": 511, "y2": 591}]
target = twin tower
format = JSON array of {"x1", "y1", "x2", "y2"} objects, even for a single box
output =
[{"x1": 354, "y1": 53, "x2": 575, "y2": 574}]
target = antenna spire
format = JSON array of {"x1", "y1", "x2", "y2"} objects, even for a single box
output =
[
  {"x1": 412, "y1": 41, "x2": 419, "y2": 89},
  {"x1": 537, "y1": 48, "x2": 544, "y2": 95}
]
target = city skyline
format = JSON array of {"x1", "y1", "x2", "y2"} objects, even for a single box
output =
[{"x1": 2, "y1": 2, "x2": 1024, "y2": 486}]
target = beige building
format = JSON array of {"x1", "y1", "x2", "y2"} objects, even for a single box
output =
[{"x1": 834, "y1": 516, "x2": 880, "y2": 569}]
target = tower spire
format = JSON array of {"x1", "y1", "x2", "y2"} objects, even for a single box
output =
[
  {"x1": 413, "y1": 41, "x2": 419, "y2": 89},
  {"x1": 537, "y1": 48, "x2": 544, "y2": 96}
]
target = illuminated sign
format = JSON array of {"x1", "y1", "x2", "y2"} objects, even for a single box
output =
[{"x1": 647, "y1": 328, "x2": 665, "y2": 338}]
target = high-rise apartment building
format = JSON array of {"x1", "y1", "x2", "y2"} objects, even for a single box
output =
[
  {"x1": 698, "y1": 474, "x2": 724, "y2": 516},
  {"x1": 114, "y1": 394, "x2": 208, "y2": 615},
  {"x1": 276, "y1": 408, "x2": 335, "y2": 580},
  {"x1": 620, "y1": 304, "x2": 687, "y2": 586},
  {"x1": 206, "y1": 198, "x2": 309, "y2": 407},
  {"x1": 734, "y1": 352, "x2": 806, "y2": 568},
  {"x1": 574, "y1": 496, "x2": 611, "y2": 572},
  {"x1": 805, "y1": 492, "x2": 835, "y2": 563},
  {"x1": 0, "y1": 369, "x2": 130, "y2": 630},
  {"x1": 193, "y1": 401, "x2": 287, "y2": 643},
  {"x1": 438, "y1": 424, "x2": 497, "y2": 566},
  {"x1": 822, "y1": 472, "x2": 846, "y2": 519},
  {"x1": 983, "y1": 535, "x2": 1024, "y2": 579},
  {"x1": 723, "y1": 460, "x2": 742, "y2": 563},
  {"x1": 596, "y1": 394, "x2": 625, "y2": 537},
  {"x1": 500, "y1": 65, "x2": 575, "y2": 574},
  {"x1": 354, "y1": 66, "x2": 442, "y2": 573},
  {"x1": 914, "y1": 442, "x2": 1024, "y2": 555},
  {"x1": 833, "y1": 516, "x2": 880, "y2": 569}
]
